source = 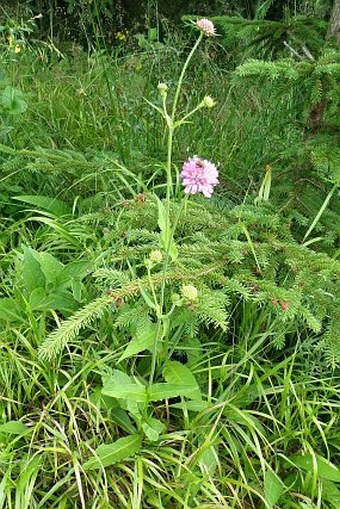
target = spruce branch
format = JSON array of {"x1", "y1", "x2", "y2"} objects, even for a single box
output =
[{"x1": 38, "y1": 295, "x2": 113, "y2": 361}]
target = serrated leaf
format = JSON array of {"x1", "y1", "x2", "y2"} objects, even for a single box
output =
[{"x1": 84, "y1": 434, "x2": 142, "y2": 470}]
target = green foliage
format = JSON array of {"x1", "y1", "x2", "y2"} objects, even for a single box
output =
[
  {"x1": 32, "y1": 197, "x2": 340, "y2": 368},
  {"x1": 181, "y1": 14, "x2": 328, "y2": 65},
  {"x1": 0, "y1": 6, "x2": 339, "y2": 508}
]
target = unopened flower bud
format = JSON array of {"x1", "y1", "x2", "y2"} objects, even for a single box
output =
[
  {"x1": 157, "y1": 82, "x2": 168, "y2": 98},
  {"x1": 171, "y1": 293, "x2": 181, "y2": 306},
  {"x1": 202, "y1": 95, "x2": 216, "y2": 108},
  {"x1": 149, "y1": 250, "x2": 163, "y2": 263},
  {"x1": 181, "y1": 284, "x2": 198, "y2": 301}
]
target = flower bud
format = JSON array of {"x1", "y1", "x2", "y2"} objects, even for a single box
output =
[
  {"x1": 171, "y1": 293, "x2": 182, "y2": 306},
  {"x1": 201, "y1": 95, "x2": 216, "y2": 109},
  {"x1": 157, "y1": 82, "x2": 168, "y2": 98},
  {"x1": 181, "y1": 284, "x2": 198, "y2": 301},
  {"x1": 149, "y1": 250, "x2": 163, "y2": 263}
]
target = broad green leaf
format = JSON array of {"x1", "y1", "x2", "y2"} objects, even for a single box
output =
[
  {"x1": 20, "y1": 246, "x2": 45, "y2": 292},
  {"x1": 155, "y1": 196, "x2": 178, "y2": 261},
  {"x1": 163, "y1": 361, "x2": 202, "y2": 401},
  {"x1": 168, "y1": 239, "x2": 178, "y2": 262},
  {"x1": 110, "y1": 408, "x2": 137, "y2": 434},
  {"x1": 102, "y1": 370, "x2": 147, "y2": 403},
  {"x1": 84, "y1": 434, "x2": 142, "y2": 470},
  {"x1": 31, "y1": 251, "x2": 64, "y2": 289},
  {"x1": 264, "y1": 470, "x2": 284, "y2": 508},
  {"x1": 141, "y1": 417, "x2": 165, "y2": 442},
  {"x1": 1, "y1": 86, "x2": 27, "y2": 115},
  {"x1": 118, "y1": 320, "x2": 156, "y2": 362},
  {"x1": 0, "y1": 298, "x2": 22, "y2": 322},
  {"x1": 0, "y1": 420, "x2": 28, "y2": 435},
  {"x1": 287, "y1": 454, "x2": 340, "y2": 483},
  {"x1": 13, "y1": 195, "x2": 71, "y2": 217},
  {"x1": 60, "y1": 261, "x2": 91, "y2": 299},
  {"x1": 148, "y1": 383, "x2": 198, "y2": 402},
  {"x1": 171, "y1": 400, "x2": 208, "y2": 412},
  {"x1": 323, "y1": 480, "x2": 340, "y2": 508},
  {"x1": 71, "y1": 279, "x2": 82, "y2": 302},
  {"x1": 29, "y1": 289, "x2": 78, "y2": 313},
  {"x1": 148, "y1": 27, "x2": 157, "y2": 42},
  {"x1": 103, "y1": 383, "x2": 146, "y2": 402},
  {"x1": 61, "y1": 261, "x2": 91, "y2": 280}
]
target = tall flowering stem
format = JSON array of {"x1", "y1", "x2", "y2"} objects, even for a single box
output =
[
  {"x1": 165, "y1": 31, "x2": 203, "y2": 203},
  {"x1": 149, "y1": 21, "x2": 216, "y2": 386}
]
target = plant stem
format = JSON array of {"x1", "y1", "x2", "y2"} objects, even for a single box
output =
[
  {"x1": 149, "y1": 33, "x2": 203, "y2": 386},
  {"x1": 171, "y1": 33, "x2": 203, "y2": 122}
]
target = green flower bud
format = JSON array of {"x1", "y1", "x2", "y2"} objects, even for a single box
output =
[
  {"x1": 171, "y1": 293, "x2": 182, "y2": 306},
  {"x1": 202, "y1": 95, "x2": 216, "y2": 108},
  {"x1": 181, "y1": 284, "x2": 199, "y2": 301},
  {"x1": 157, "y1": 82, "x2": 168, "y2": 98},
  {"x1": 149, "y1": 250, "x2": 163, "y2": 263}
]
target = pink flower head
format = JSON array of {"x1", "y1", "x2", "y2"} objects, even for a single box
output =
[
  {"x1": 196, "y1": 18, "x2": 216, "y2": 37},
  {"x1": 180, "y1": 156, "x2": 219, "y2": 198}
]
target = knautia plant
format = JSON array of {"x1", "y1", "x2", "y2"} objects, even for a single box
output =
[{"x1": 141, "y1": 18, "x2": 219, "y2": 384}]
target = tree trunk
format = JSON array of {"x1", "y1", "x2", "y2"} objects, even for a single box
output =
[{"x1": 327, "y1": 0, "x2": 340, "y2": 43}]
